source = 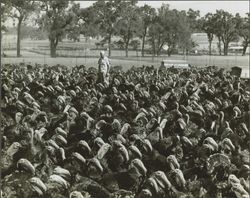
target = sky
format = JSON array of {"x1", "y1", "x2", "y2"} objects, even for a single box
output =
[{"x1": 77, "y1": 1, "x2": 249, "y2": 17}]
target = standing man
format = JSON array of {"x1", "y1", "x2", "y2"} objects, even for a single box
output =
[{"x1": 98, "y1": 51, "x2": 110, "y2": 85}]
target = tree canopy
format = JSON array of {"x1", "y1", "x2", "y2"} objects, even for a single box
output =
[
  {"x1": 2, "y1": 0, "x2": 249, "y2": 57},
  {"x1": 91, "y1": 0, "x2": 124, "y2": 56},
  {"x1": 115, "y1": 0, "x2": 140, "y2": 57},
  {"x1": 2, "y1": 0, "x2": 37, "y2": 56},
  {"x1": 238, "y1": 13, "x2": 250, "y2": 55},
  {"x1": 37, "y1": 0, "x2": 79, "y2": 57}
]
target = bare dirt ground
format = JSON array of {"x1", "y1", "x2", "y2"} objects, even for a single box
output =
[
  {"x1": 1, "y1": 38, "x2": 249, "y2": 72},
  {"x1": 2, "y1": 49, "x2": 249, "y2": 71}
]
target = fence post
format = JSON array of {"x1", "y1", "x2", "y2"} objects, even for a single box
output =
[
  {"x1": 235, "y1": 50, "x2": 237, "y2": 66},
  {"x1": 44, "y1": 53, "x2": 45, "y2": 66},
  {"x1": 85, "y1": 48, "x2": 86, "y2": 64}
]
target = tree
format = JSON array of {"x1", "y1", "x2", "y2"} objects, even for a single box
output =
[
  {"x1": 1, "y1": 1, "x2": 12, "y2": 53},
  {"x1": 114, "y1": 39, "x2": 125, "y2": 50},
  {"x1": 200, "y1": 13, "x2": 216, "y2": 55},
  {"x1": 67, "y1": 6, "x2": 100, "y2": 42},
  {"x1": 78, "y1": 7, "x2": 100, "y2": 41},
  {"x1": 9, "y1": 25, "x2": 47, "y2": 40},
  {"x1": 116, "y1": 0, "x2": 140, "y2": 57},
  {"x1": 147, "y1": 5, "x2": 191, "y2": 57},
  {"x1": 217, "y1": 11, "x2": 240, "y2": 55},
  {"x1": 164, "y1": 9, "x2": 181, "y2": 56},
  {"x1": 238, "y1": 13, "x2": 250, "y2": 56},
  {"x1": 5, "y1": 0, "x2": 37, "y2": 57},
  {"x1": 29, "y1": 27, "x2": 47, "y2": 40},
  {"x1": 148, "y1": 4, "x2": 173, "y2": 56},
  {"x1": 186, "y1": 8, "x2": 200, "y2": 32},
  {"x1": 129, "y1": 39, "x2": 140, "y2": 57},
  {"x1": 148, "y1": 20, "x2": 162, "y2": 56},
  {"x1": 66, "y1": 3, "x2": 81, "y2": 42},
  {"x1": 92, "y1": 0, "x2": 123, "y2": 57},
  {"x1": 1, "y1": 1, "x2": 12, "y2": 32},
  {"x1": 213, "y1": 10, "x2": 224, "y2": 55},
  {"x1": 138, "y1": 5, "x2": 155, "y2": 57},
  {"x1": 37, "y1": 0, "x2": 78, "y2": 57},
  {"x1": 177, "y1": 10, "x2": 193, "y2": 55},
  {"x1": 67, "y1": 28, "x2": 80, "y2": 42}
]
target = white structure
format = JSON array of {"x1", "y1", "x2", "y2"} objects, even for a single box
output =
[
  {"x1": 241, "y1": 68, "x2": 249, "y2": 79},
  {"x1": 191, "y1": 33, "x2": 248, "y2": 54},
  {"x1": 160, "y1": 59, "x2": 190, "y2": 69}
]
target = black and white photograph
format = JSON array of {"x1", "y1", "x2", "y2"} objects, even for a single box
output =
[{"x1": 0, "y1": 0, "x2": 249, "y2": 197}]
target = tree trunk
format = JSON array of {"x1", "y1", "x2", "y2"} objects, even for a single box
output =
[
  {"x1": 108, "y1": 35, "x2": 111, "y2": 57},
  {"x1": 125, "y1": 48, "x2": 128, "y2": 57},
  {"x1": 167, "y1": 44, "x2": 172, "y2": 57},
  {"x1": 167, "y1": 48, "x2": 171, "y2": 57},
  {"x1": 242, "y1": 42, "x2": 248, "y2": 56},
  {"x1": 0, "y1": 30, "x2": 2, "y2": 55},
  {"x1": 156, "y1": 47, "x2": 160, "y2": 56},
  {"x1": 125, "y1": 41, "x2": 129, "y2": 57},
  {"x1": 207, "y1": 33, "x2": 213, "y2": 56},
  {"x1": 218, "y1": 36, "x2": 222, "y2": 55},
  {"x1": 17, "y1": 17, "x2": 23, "y2": 57},
  {"x1": 152, "y1": 38, "x2": 156, "y2": 57},
  {"x1": 208, "y1": 40, "x2": 212, "y2": 56},
  {"x1": 223, "y1": 42, "x2": 228, "y2": 56},
  {"x1": 141, "y1": 35, "x2": 145, "y2": 57},
  {"x1": 50, "y1": 38, "x2": 58, "y2": 57},
  {"x1": 141, "y1": 28, "x2": 147, "y2": 57},
  {"x1": 156, "y1": 42, "x2": 164, "y2": 56}
]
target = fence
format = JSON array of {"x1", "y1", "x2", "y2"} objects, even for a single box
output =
[{"x1": 1, "y1": 38, "x2": 249, "y2": 70}]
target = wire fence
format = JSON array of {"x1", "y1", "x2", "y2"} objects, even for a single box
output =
[{"x1": 1, "y1": 38, "x2": 249, "y2": 70}]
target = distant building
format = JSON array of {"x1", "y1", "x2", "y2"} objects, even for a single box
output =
[
  {"x1": 191, "y1": 33, "x2": 218, "y2": 53},
  {"x1": 228, "y1": 45, "x2": 250, "y2": 54}
]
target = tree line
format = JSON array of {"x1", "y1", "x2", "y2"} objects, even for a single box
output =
[{"x1": 1, "y1": 0, "x2": 249, "y2": 57}]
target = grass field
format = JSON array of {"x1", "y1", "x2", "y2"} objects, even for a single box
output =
[{"x1": 1, "y1": 38, "x2": 249, "y2": 72}]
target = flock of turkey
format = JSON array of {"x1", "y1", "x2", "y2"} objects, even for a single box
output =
[{"x1": 1, "y1": 63, "x2": 249, "y2": 198}]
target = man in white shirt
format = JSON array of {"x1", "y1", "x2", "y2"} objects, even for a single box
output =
[{"x1": 98, "y1": 51, "x2": 110, "y2": 85}]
